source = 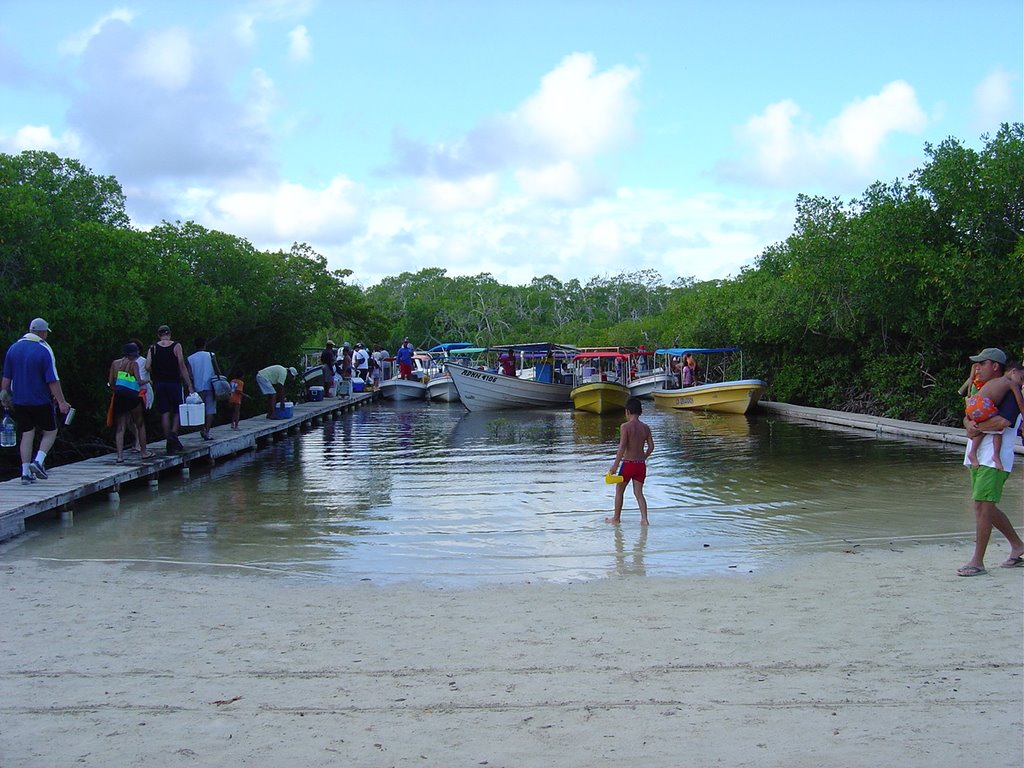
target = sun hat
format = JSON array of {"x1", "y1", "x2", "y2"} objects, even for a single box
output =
[
  {"x1": 29, "y1": 318, "x2": 50, "y2": 332},
  {"x1": 969, "y1": 348, "x2": 1007, "y2": 364},
  {"x1": 287, "y1": 366, "x2": 298, "y2": 377}
]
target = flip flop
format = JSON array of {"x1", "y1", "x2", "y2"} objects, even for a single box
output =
[
  {"x1": 114, "y1": 457, "x2": 125, "y2": 464},
  {"x1": 139, "y1": 451, "x2": 156, "y2": 460},
  {"x1": 1000, "y1": 556, "x2": 1024, "y2": 568},
  {"x1": 957, "y1": 565, "x2": 987, "y2": 577}
]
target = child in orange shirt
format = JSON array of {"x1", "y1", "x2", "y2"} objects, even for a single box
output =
[{"x1": 229, "y1": 378, "x2": 244, "y2": 429}]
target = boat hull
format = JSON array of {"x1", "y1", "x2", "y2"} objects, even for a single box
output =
[
  {"x1": 380, "y1": 379, "x2": 427, "y2": 401},
  {"x1": 448, "y1": 362, "x2": 572, "y2": 411},
  {"x1": 571, "y1": 382, "x2": 630, "y2": 414},
  {"x1": 628, "y1": 372, "x2": 676, "y2": 399},
  {"x1": 426, "y1": 375, "x2": 460, "y2": 402},
  {"x1": 652, "y1": 379, "x2": 766, "y2": 414}
]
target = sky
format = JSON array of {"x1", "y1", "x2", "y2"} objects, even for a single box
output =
[{"x1": 1, "y1": 0, "x2": 1021, "y2": 289}]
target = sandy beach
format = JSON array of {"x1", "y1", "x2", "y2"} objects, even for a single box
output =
[{"x1": 1, "y1": 542, "x2": 1021, "y2": 768}]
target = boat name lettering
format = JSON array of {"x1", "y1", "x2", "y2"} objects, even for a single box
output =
[
  {"x1": 675, "y1": 397, "x2": 694, "y2": 405},
  {"x1": 460, "y1": 369, "x2": 497, "y2": 383}
]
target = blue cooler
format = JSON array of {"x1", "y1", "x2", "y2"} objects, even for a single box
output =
[
  {"x1": 308, "y1": 385, "x2": 324, "y2": 402},
  {"x1": 275, "y1": 401, "x2": 294, "y2": 419},
  {"x1": 352, "y1": 379, "x2": 365, "y2": 393}
]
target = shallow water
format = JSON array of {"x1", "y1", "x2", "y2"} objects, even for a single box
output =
[{"x1": 4, "y1": 402, "x2": 1017, "y2": 585}]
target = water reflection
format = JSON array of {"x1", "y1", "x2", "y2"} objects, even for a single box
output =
[{"x1": 3, "y1": 402, "x2": 1010, "y2": 586}]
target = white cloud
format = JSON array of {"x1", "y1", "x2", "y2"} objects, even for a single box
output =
[
  {"x1": 517, "y1": 52, "x2": 638, "y2": 158},
  {"x1": 59, "y1": 8, "x2": 136, "y2": 56},
  {"x1": 201, "y1": 176, "x2": 365, "y2": 242},
  {"x1": 129, "y1": 28, "x2": 193, "y2": 90},
  {"x1": 389, "y1": 52, "x2": 640, "y2": 197},
  {"x1": 514, "y1": 161, "x2": 603, "y2": 204},
  {"x1": 0, "y1": 125, "x2": 81, "y2": 156},
  {"x1": 410, "y1": 175, "x2": 500, "y2": 213},
  {"x1": 288, "y1": 25, "x2": 312, "y2": 63},
  {"x1": 971, "y1": 68, "x2": 1019, "y2": 132},
  {"x1": 719, "y1": 80, "x2": 928, "y2": 186}
]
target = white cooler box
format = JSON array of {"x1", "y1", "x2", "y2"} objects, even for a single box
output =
[{"x1": 179, "y1": 402, "x2": 205, "y2": 426}]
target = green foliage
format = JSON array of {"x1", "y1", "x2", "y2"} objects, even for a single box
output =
[{"x1": 3, "y1": 123, "x2": 1022, "y2": 469}]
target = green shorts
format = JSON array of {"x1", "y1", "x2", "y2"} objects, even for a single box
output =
[{"x1": 970, "y1": 465, "x2": 1009, "y2": 503}]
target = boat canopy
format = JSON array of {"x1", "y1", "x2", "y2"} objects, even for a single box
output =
[
  {"x1": 655, "y1": 347, "x2": 739, "y2": 356},
  {"x1": 572, "y1": 351, "x2": 630, "y2": 361},
  {"x1": 427, "y1": 342, "x2": 474, "y2": 353},
  {"x1": 486, "y1": 342, "x2": 578, "y2": 358}
]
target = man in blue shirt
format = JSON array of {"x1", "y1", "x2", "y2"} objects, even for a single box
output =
[{"x1": 1, "y1": 318, "x2": 72, "y2": 484}]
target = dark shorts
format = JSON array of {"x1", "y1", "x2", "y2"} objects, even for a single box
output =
[
  {"x1": 113, "y1": 392, "x2": 142, "y2": 417},
  {"x1": 621, "y1": 460, "x2": 647, "y2": 484},
  {"x1": 14, "y1": 403, "x2": 57, "y2": 432},
  {"x1": 153, "y1": 381, "x2": 184, "y2": 414}
]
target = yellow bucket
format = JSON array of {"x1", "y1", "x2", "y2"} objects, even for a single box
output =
[{"x1": 605, "y1": 473, "x2": 624, "y2": 484}]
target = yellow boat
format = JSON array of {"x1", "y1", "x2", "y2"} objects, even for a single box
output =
[
  {"x1": 651, "y1": 347, "x2": 765, "y2": 414},
  {"x1": 571, "y1": 380, "x2": 631, "y2": 414},
  {"x1": 652, "y1": 379, "x2": 766, "y2": 414},
  {"x1": 570, "y1": 351, "x2": 631, "y2": 414}
]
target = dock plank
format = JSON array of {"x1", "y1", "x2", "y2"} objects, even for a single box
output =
[{"x1": 0, "y1": 393, "x2": 375, "y2": 541}]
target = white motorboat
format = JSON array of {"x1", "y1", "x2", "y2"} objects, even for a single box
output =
[
  {"x1": 628, "y1": 370, "x2": 676, "y2": 398},
  {"x1": 423, "y1": 343, "x2": 481, "y2": 403},
  {"x1": 426, "y1": 374, "x2": 459, "y2": 402},
  {"x1": 379, "y1": 351, "x2": 432, "y2": 401},
  {"x1": 448, "y1": 343, "x2": 577, "y2": 411}
]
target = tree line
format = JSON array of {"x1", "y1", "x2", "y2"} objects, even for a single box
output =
[{"x1": 0, "y1": 123, "x2": 1020, "y2": 465}]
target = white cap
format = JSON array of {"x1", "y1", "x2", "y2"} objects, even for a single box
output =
[
  {"x1": 29, "y1": 317, "x2": 50, "y2": 332},
  {"x1": 287, "y1": 367, "x2": 298, "y2": 376}
]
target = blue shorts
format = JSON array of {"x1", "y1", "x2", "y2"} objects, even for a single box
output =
[{"x1": 153, "y1": 381, "x2": 183, "y2": 414}]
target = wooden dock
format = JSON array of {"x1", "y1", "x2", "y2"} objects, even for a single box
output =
[
  {"x1": 760, "y1": 400, "x2": 1024, "y2": 454},
  {"x1": 0, "y1": 393, "x2": 376, "y2": 542}
]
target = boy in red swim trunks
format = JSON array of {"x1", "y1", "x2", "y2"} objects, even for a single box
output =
[{"x1": 606, "y1": 397, "x2": 655, "y2": 526}]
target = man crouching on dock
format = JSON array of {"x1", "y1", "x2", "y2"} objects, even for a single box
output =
[{"x1": 606, "y1": 397, "x2": 655, "y2": 526}]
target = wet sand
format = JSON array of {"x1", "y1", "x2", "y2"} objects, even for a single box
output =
[{"x1": 1, "y1": 542, "x2": 1021, "y2": 768}]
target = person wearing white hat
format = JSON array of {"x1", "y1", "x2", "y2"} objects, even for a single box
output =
[
  {"x1": 255, "y1": 364, "x2": 297, "y2": 419},
  {"x1": 1, "y1": 318, "x2": 72, "y2": 484}
]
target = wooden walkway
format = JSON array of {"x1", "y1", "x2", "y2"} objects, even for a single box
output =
[
  {"x1": 0, "y1": 393, "x2": 375, "y2": 542},
  {"x1": 760, "y1": 401, "x2": 1024, "y2": 454}
]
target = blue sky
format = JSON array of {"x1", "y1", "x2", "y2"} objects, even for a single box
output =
[{"x1": 1, "y1": 0, "x2": 1020, "y2": 287}]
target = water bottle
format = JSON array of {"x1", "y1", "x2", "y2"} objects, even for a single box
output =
[{"x1": 1, "y1": 413, "x2": 15, "y2": 448}]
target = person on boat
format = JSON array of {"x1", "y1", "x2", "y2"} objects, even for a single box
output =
[
  {"x1": 636, "y1": 345, "x2": 648, "y2": 373},
  {"x1": 684, "y1": 352, "x2": 699, "y2": 385},
  {"x1": 499, "y1": 348, "x2": 516, "y2": 376},
  {"x1": 606, "y1": 397, "x2": 655, "y2": 526},
  {"x1": 396, "y1": 341, "x2": 414, "y2": 380},
  {"x1": 681, "y1": 358, "x2": 695, "y2": 387},
  {"x1": 957, "y1": 348, "x2": 1024, "y2": 577}
]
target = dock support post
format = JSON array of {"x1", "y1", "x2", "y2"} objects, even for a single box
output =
[{"x1": 108, "y1": 483, "x2": 120, "y2": 502}]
